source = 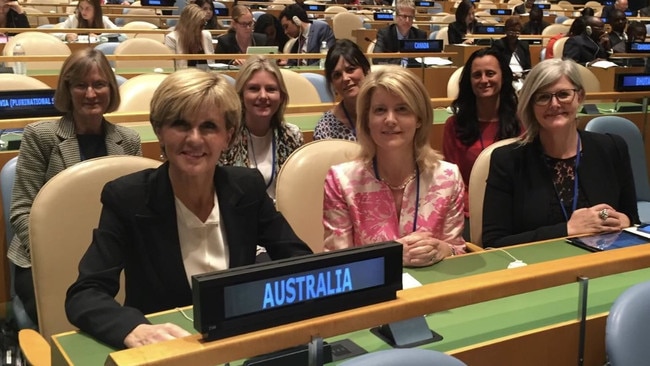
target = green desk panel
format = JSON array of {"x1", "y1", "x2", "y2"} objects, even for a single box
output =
[{"x1": 54, "y1": 240, "x2": 650, "y2": 365}]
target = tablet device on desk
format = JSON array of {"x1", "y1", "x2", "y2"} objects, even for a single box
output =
[
  {"x1": 566, "y1": 230, "x2": 649, "y2": 252},
  {"x1": 246, "y1": 46, "x2": 280, "y2": 55}
]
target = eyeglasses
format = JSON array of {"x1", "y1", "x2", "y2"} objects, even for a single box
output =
[
  {"x1": 506, "y1": 30, "x2": 521, "y2": 36},
  {"x1": 235, "y1": 20, "x2": 255, "y2": 28},
  {"x1": 533, "y1": 89, "x2": 578, "y2": 106},
  {"x1": 72, "y1": 81, "x2": 109, "y2": 92},
  {"x1": 397, "y1": 14, "x2": 415, "y2": 21}
]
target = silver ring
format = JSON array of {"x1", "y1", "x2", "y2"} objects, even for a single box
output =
[{"x1": 599, "y1": 208, "x2": 609, "y2": 221}]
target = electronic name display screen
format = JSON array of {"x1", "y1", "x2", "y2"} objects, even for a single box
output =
[
  {"x1": 141, "y1": 0, "x2": 175, "y2": 6},
  {"x1": 535, "y1": 3, "x2": 550, "y2": 9},
  {"x1": 0, "y1": 89, "x2": 61, "y2": 120},
  {"x1": 415, "y1": 1, "x2": 434, "y2": 6},
  {"x1": 399, "y1": 39, "x2": 443, "y2": 52},
  {"x1": 489, "y1": 8, "x2": 512, "y2": 15},
  {"x1": 624, "y1": 10, "x2": 636, "y2": 16},
  {"x1": 374, "y1": 12, "x2": 394, "y2": 21},
  {"x1": 213, "y1": 8, "x2": 228, "y2": 16},
  {"x1": 475, "y1": 26, "x2": 505, "y2": 34},
  {"x1": 193, "y1": 242, "x2": 403, "y2": 341},
  {"x1": 306, "y1": 4, "x2": 325, "y2": 11},
  {"x1": 626, "y1": 42, "x2": 650, "y2": 53},
  {"x1": 224, "y1": 257, "x2": 385, "y2": 318},
  {"x1": 615, "y1": 73, "x2": 650, "y2": 91}
]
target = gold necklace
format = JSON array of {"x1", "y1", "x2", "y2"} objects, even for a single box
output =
[{"x1": 381, "y1": 172, "x2": 417, "y2": 191}]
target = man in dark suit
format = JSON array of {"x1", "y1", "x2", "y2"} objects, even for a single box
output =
[
  {"x1": 521, "y1": 7, "x2": 550, "y2": 35},
  {"x1": 602, "y1": 0, "x2": 628, "y2": 19},
  {"x1": 608, "y1": 9, "x2": 627, "y2": 52},
  {"x1": 373, "y1": 0, "x2": 426, "y2": 65},
  {"x1": 279, "y1": 4, "x2": 335, "y2": 66},
  {"x1": 563, "y1": 16, "x2": 612, "y2": 66}
]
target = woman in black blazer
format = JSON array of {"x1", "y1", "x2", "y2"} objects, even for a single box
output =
[
  {"x1": 65, "y1": 69, "x2": 311, "y2": 349},
  {"x1": 482, "y1": 59, "x2": 639, "y2": 248},
  {"x1": 448, "y1": 0, "x2": 478, "y2": 45},
  {"x1": 490, "y1": 17, "x2": 532, "y2": 75},
  {"x1": 215, "y1": 5, "x2": 267, "y2": 65}
]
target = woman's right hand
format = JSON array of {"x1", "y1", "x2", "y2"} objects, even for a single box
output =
[
  {"x1": 123, "y1": 323, "x2": 191, "y2": 348},
  {"x1": 567, "y1": 204, "x2": 628, "y2": 236},
  {"x1": 65, "y1": 33, "x2": 78, "y2": 42}
]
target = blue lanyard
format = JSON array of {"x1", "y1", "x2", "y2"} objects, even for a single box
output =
[
  {"x1": 372, "y1": 158, "x2": 420, "y2": 232},
  {"x1": 340, "y1": 101, "x2": 356, "y2": 138},
  {"x1": 554, "y1": 134, "x2": 581, "y2": 221},
  {"x1": 248, "y1": 129, "x2": 277, "y2": 189}
]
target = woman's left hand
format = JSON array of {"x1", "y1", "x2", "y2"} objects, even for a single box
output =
[{"x1": 397, "y1": 232, "x2": 453, "y2": 267}]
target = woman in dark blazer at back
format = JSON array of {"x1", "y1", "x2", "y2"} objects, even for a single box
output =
[
  {"x1": 215, "y1": 5, "x2": 267, "y2": 65},
  {"x1": 490, "y1": 17, "x2": 531, "y2": 75},
  {"x1": 448, "y1": 0, "x2": 479, "y2": 45}
]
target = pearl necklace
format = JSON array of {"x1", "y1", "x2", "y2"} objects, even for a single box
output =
[{"x1": 381, "y1": 171, "x2": 417, "y2": 191}]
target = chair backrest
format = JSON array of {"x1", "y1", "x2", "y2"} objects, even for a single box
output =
[
  {"x1": 300, "y1": 72, "x2": 333, "y2": 103},
  {"x1": 94, "y1": 42, "x2": 120, "y2": 66},
  {"x1": 468, "y1": 137, "x2": 519, "y2": 246},
  {"x1": 541, "y1": 24, "x2": 569, "y2": 46},
  {"x1": 1, "y1": 156, "x2": 18, "y2": 249},
  {"x1": 585, "y1": 116, "x2": 650, "y2": 202},
  {"x1": 117, "y1": 73, "x2": 168, "y2": 112},
  {"x1": 276, "y1": 140, "x2": 362, "y2": 253},
  {"x1": 3, "y1": 32, "x2": 70, "y2": 70},
  {"x1": 339, "y1": 349, "x2": 467, "y2": 366},
  {"x1": 0, "y1": 74, "x2": 50, "y2": 90},
  {"x1": 436, "y1": 26, "x2": 449, "y2": 47},
  {"x1": 278, "y1": 69, "x2": 321, "y2": 105},
  {"x1": 575, "y1": 64, "x2": 600, "y2": 93},
  {"x1": 324, "y1": 5, "x2": 347, "y2": 17},
  {"x1": 446, "y1": 65, "x2": 463, "y2": 99},
  {"x1": 113, "y1": 38, "x2": 173, "y2": 69},
  {"x1": 29, "y1": 156, "x2": 162, "y2": 342},
  {"x1": 552, "y1": 36, "x2": 568, "y2": 59},
  {"x1": 332, "y1": 12, "x2": 363, "y2": 41},
  {"x1": 121, "y1": 20, "x2": 160, "y2": 39},
  {"x1": 122, "y1": 8, "x2": 160, "y2": 26},
  {"x1": 606, "y1": 280, "x2": 650, "y2": 366},
  {"x1": 283, "y1": 37, "x2": 297, "y2": 54}
]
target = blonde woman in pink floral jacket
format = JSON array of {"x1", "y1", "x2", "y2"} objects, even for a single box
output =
[{"x1": 323, "y1": 66, "x2": 466, "y2": 267}]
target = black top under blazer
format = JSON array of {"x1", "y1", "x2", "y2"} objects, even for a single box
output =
[{"x1": 66, "y1": 164, "x2": 312, "y2": 349}]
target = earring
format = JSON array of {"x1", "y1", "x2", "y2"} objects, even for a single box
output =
[{"x1": 159, "y1": 145, "x2": 166, "y2": 161}]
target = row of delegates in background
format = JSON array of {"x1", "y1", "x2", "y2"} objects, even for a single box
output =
[
  {"x1": 8, "y1": 49, "x2": 142, "y2": 325},
  {"x1": 323, "y1": 66, "x2": 466, "y2": 266},
  {"x1": 313, "y1": 39, "x2": 370, "y2": 141},
  {"x1": 66, "y1": 69, "x2": 312, "y2": 349},
  {"x1": 215, "y1": 5, "x2": 268, "y2": 66},
  {"x1": 194, "y1": 0, "x2": 220, "y2": 30},
  {"x1": 255, "y1": 13, "x2": 290, "y2": 53},
  {"x1": 442, "y1": 48, "x2": 520, "y2": 240},
  {"x1": 0, "y1": 0, "x2": 29, "y2": 35},
  {"x1": 165, "y1": 4, "x2": 214, "y2": 70},
  {"x1": 56, "y1": 0, "x2": 122, "y2": 42},
  {"x1": 220, "y1": 56, "x2": 303, "y2": 200},
  {"x1": 448, "y1": 0, "x2": 479, "y2": 45},
  {"x1": 482, "y1": 58, "x2": 639, "y2": 248},
  {"x1": 279, "y1": 4, "x2": 335, "y2": 66},
  {"x1": 521, "y1": 7, "x2": 549, "y2": 35},
  {"x1": 373, "y1": 0, "x2": 426, "y2": 65}
]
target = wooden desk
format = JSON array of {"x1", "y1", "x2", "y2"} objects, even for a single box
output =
[{"x1": 49, "y1": 241, "x2": 650, "y2": 365}]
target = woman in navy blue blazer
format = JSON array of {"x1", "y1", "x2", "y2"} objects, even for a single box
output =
[{"x1": 66, "y1": 69, "x2": 311, "y2": 349}]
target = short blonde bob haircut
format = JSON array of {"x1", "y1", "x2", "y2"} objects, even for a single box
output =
[
  {"x1": 518, "y1": 58, "x2": 585, "y2": 143},
  {"x1": 234, "y1": 55, "x2": 289, "y2": 129},
  {"x1": 54, "y1": 48, "x2": 120, "y2": 114},
  {"x1": 150, "y1": 69, "x2": 241, "y2": 146},
  {"x1": 356, "y1": 65, "x2": 441, "y2": 170}
]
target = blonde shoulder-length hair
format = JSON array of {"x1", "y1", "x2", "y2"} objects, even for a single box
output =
[{"x1": 356, "y1": 65, "x2": 441, "y2": 170}]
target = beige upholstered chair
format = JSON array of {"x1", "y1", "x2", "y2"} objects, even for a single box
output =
[
  {"x1": 332, "y1": 12, "x2": 363, "y2": 42},
  {"x1": 324, "y1": 5, "x2": 347, "y2": 18},
  {"x1": 276, "y1": 140, "x2": 362, "y2": 253},
  {"x1": 446, "y1": 66, "x2": 463, "y2": 99},
  {"x1": 122, "y1": 7, "x2": 160, "y2": 26},
  {"x1": 121, "y1": 20, "x2": 159, "y2": 39},
  {"x1": 117, "y1": 73, "x2": 168, "y2": 112},
  {"x1": 3, "y1": 32, "x2": 70, "y2": 70},
  {"x1": 279, "y1": 69, "x2": 321, "y2": 105},
  {"x1": 0, "y1": 74, "x2": 49, "y2": 90},
  {"x1": 552, "y1": 37, "x2": 569, "y2": 59},
  {"x1": 576, "y1": 64, "x2": 601, "y2": 94},
  {"x1": 113, "y1": 37, "x2": 174, "y2": 69},
  {"x1": 541, "y1": 24, "x2": 569, "y2": 46},
  {"x1": 283, "y1": 37, "x2": 297, "y2": 54},
  {"x1": 435, "y1": 26, "x2": 449, "y2": 47},
  {"x1": 468, "y1": 137, "x2": 519, "y2": 247},
  {"x1": 29, "y1": 156, "x2": 162, "y2": 343}
]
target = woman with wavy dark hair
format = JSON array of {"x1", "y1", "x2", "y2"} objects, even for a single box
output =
[
  {"x1": 194, "y1": 0, "x2": 219, "y2": 30},
  {"x1": 254, "y1": 13, "x2": 288, "y2": 52},
  {"x1": 448, "y1": 0, "x2": 478, "y2": 44},
  {"x1": 442, "y1": 48, "x2": 521, "y2": 230}
]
